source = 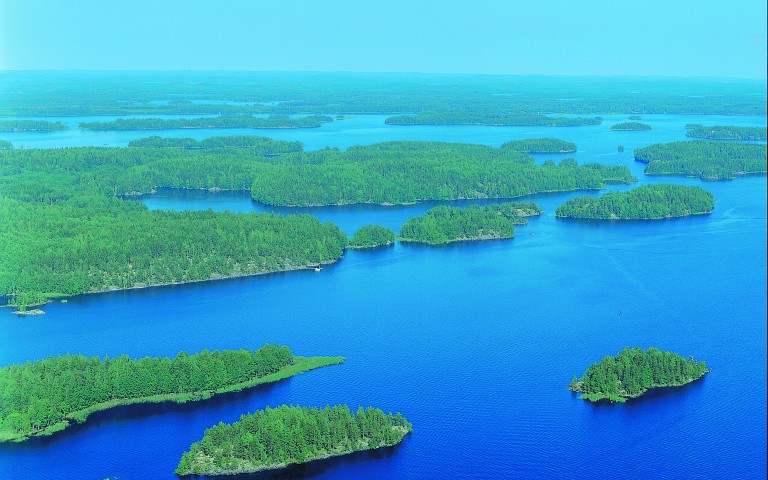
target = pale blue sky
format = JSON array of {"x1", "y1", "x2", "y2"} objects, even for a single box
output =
[{"x1": 1, "y1": 0, "x2": 766, "y2": 78}]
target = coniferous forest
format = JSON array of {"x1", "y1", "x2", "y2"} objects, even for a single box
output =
[{"x1": 634, "y1": 141, "x2": 767, "y2": 180}]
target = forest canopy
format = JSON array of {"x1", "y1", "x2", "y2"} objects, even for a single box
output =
[
  {"x1": 80, "y1": 115, "x2": 333, "y2": 130},
  {"x1": 611, "y1": 122, "x2": 651, "y2": 131},
  {"x1": 0, "y1": 120, "x2": 69, "y2": 132},
  {"x1": 634, "y1": 140, "x2": 767, "y2": 180},
  {"x1": 500, "y1": 138, "x2": 576, "y2": 153},
  {"x1": 685, "y1": 125, "x2": 767, "y2": 141},
  {"x1": 349, "y1": 225, "x2": 396, "y2": 248}
]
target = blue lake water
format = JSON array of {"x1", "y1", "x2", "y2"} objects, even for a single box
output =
[{"x1": 0, "y1": 115, "x2": 766, "y2": 479}]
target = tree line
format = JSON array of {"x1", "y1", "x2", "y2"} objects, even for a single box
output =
[
  {"x1": 685, "y1": 125, "x2": 767, "y2": 141},
  {"x1": 385, "y1": 113, "x2": 602, "y2": 127},
  {"x1": 634, "y1": 140, "x2": 767, "y2": 180},
  {"x1": 611, "y1": 121, "x2": 651, "y2": 131},
  {"x1": 80, "y1": 115, "x2": 333, "y2": 130},
  {"x1": 500, "y1": 138, "x2": 577, "y2": 153},
  {"x1": 0, "y1": 120, "x2": 69, "y2": 132}
]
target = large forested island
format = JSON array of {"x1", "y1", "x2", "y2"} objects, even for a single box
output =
[
  {"x1": 634, "y1": 140, "x2": 767, "y2": 179},
  {"x1": 349, "y1": 225, "x2": 396, "y2": 248},
  {"x1": 611, "y1": 121, "x2": 651, "y2": 131},
  {"x1": 385, "y1": 113, "x2": 602, "y2": 127},
  {"x1": 0, "y1": 119, "x2": 69, "y2": 132},
  {"x1": 127, "y1": 135, "x2": 304, "y2": 154},
  {"x1": 80, "y1": 115, "x2": 333, "y2": 130},
  {"x1": 568, "y1": 347, "x2": 709, "y2": 403},
  {"x1": 555, "y1": 184, "x2": 715, "y2": 220},
  {"x1": 176, "y1": 405, "x2": 411, "y2": 476},
  {"x1": 399, "y1": 202, "x2": 541, "y2": 245},
  {"x1": 500, "y1": 138, "x2": 577, "y2": 153},
  {"x1": 685, "y1": 125, "x2": 767, "y2": 141},
  {"x1": 0, "y1": 345, "x2": 344, "y2": 442}
]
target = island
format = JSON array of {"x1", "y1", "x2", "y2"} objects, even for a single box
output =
[
  {"x1": 555, "y1": 184, "x2": 715, "y2": 220},
  {"x1": 385, "y1": 113, "x2": 602, "y2": 127},
  {"x1": 634, "y1": 140, "x2": 767, "y2": 180},
  {"x1": 398, "y1": 202, "x2": 541, "y2": 245},
  {"x1": 628, "y1": 116, "x2": 642, "y2": 120},
  {"x1": 0, "y1": 140, "x2": 11, "y2": 150},
  {"x1": 128, "y1": 135, "x2": 304, "y2": 155},
  {"x1": 500, "y1": 138, "x2": 577, "y2": 153},
  {"x1": 0, "y1": 120, "x2": 69, "y2": 132},
  {"x1": 175, "y1": 405, "x2": 411, "y2": 476},
  {"x1": 0, "y1": 345, "x2": 344, "y2": 442},
  {"x1": 79, "y1": 115, "x2": 333, "y2": 130},
  {"x1": 349, "y1": 225, "x2": 396, "y2": 248},
  {"x1": 611, "y1": 121, "x2": 651, "y2": 131},
  {"x1": 568, "y1": 347, "x2": 709, "y2": 403},
  {"x1": 685, "y1": 125, "x2": 767, "y2": 141}
]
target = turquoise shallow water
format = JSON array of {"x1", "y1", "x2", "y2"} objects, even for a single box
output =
[{"x1": 0, "y1": 114, "x2": 766, "y2": 479}]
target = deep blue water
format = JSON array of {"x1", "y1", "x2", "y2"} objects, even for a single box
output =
[{"x1": 0, "y1": 115, "x2": 766, "y2": 479}]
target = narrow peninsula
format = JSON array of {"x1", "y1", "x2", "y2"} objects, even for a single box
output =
[
  {"x1": 555, "y1": 184, "x2": 715, "y2": 220},
  {"x1": 176, "y1": 405, "x2": 411, "y2": 476},
  {"x1": 399, "y1": 202, "x2": 541, "y2": 245},
  {"x1": 569, "y1": 347, "x2": 709, "y2": 403},
  {"x1": 634, "y1": 140, "x2": 767, "y2": 180},
  {"x1": 0, "y1": 345, "x2": 344, "y2": 442}
]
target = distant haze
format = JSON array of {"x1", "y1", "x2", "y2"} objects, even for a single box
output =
[{"x1": 0, "y1": 0, "x2": 766, "y2": 78}]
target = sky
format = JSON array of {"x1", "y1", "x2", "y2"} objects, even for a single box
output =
[{"x1": 0, "y1": 0, "x2": 766, "y2": 78}]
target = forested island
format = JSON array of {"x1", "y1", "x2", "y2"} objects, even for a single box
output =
[
  {"x1": 634, "y1": 140, "x2": 767, "y2": 179},
  {"x1": 398, "y1": 202, "x2": 541, "y2": 245},
  {"x1": 349, "y1": 225, "x2": 396, "y2": 248},
  {"x1": 568, "y1": 347, "x2": 709, "y2": 403},
  {"x1": 500, "y1": 138, "x2": 576, "y2": 153},
  {"x1": 0, "y1": 140, "x2": 11, "y2": 150},
  {"x1": 80, "y1": 115, "x2": 333, "y2": 130},
  {"x1": 555, "y1": 185, "x2": 715, "y2": 220},
  {"x1": 176, "y1": 405, "x2": 411, "y2": 475},
  {"x1": 127, "y1": 135, "x2": 304, "y2": 155},
  {"x1": 685, "y1": 125, "x2": 767, "y2": 141},
  {"x1": 0, "y1": 119, "x2": 69, "y2": 132},
  {"x1": 385, "y1": 113, "x2": 602, "y2": 127},
  {"x1": 611, "y1": 122, "x2": 651, "y2": 131},
  {"x1": 0, "y1": 345, "x2": 344, "y2": 442}
]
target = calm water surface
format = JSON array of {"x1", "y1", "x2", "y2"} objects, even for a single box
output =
[{"x1": 0, "y1": 115, "x2": 766, "y2": 479}]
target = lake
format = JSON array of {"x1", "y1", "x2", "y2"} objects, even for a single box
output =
[{"x1": 0, "y1": 114, "x2": 766, "y2": 479}]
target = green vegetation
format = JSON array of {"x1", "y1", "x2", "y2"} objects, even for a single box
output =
[
  {"x1": 500, "y1": 138, "x2": 576, "y2": 153},
  {"x1": 386, "y1": 113, "x2": 602, "y2": 127},
  {"x1": 611, "y1": 121, "x2": 651, "y2": 131},
  {"x1": 0, "y1": 345, "x2": 344, "y2": 442},
  {"x1": 628, "y1": 116, "x2": 642, "y2": 120},
  {"x1": 685, "y1": 125, "x2": 767, "y2": 141},
  {"x1": 349, "y1": 225, "x2": 395, "y2": 248},
  {"x1": 568, "y1": 347, "x2": 709, "y2": 403},
  {"x1": 0, "y1": 140, "x2": 11, "y2": 150},
  {"x1": 176, "y1": 405, "x2": 411, "y2": 475},
  {"x1": 634, "y1": 140, "x2": 767, "y2": 180},
  {"x1": 555, "y1": 185, "x2": 715, "y2": 220},
  {"x1": 128, "y1": 135, "x2": 303, "y2": 154},
  {"x1": 80, "y1": 115, "x2": 333, "y2": 130},
  {"x1": 0, "y1": 120, "x2": 68, "y2": 132},
  {"x1": 399, "y1": 202, "x2": 541, "y2": 245},
  {"x1": 618, "y1": 145, "x2": 624, "y2": 153}
]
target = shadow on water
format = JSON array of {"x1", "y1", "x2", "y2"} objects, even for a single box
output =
[{"x1": 583, "y1": 375, "x2": 708, "y2": 409}]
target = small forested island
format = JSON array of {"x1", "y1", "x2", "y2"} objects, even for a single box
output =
[
  {"x1": 0, "y1": 140, "x2": 12, "y2": 150},
  {"x1": 176, "y1": 405, "x2": 412, "y2": 476},
  {"x1": 128, "y1": 135, "x2": 303, "y2": 155},
  {"x1": 500, "y1": 138, "x2": 576, "y2": 153},
  {"x1": 399, "y1": 202, "x2": 541, "y2": 245},
  {"x1": 628, "y1": 116, "x2": 642, "y2": 120},
  {"x1": 611, "y1": 121, "x2": 651, "y2": 131},
  {"x1": 634, "y1": 140, "x2": 767, "y2": 180},
  {"x1": 385, "y1": 113, "x2": 602, "y2": 127},
  {"x1": 568, "y1": 347, "x2": 709, "y2": 403},
  {"x1": 79, "y1": 115, "x2": 333, "y2": 131},
  {"x1": 0, "y1": 119, "x2": 69, "y2": 132},
  {"x1": 349, "y1": 225, "x2": 395, "y2": 248},
  {"x1": 0, "y1": 345, "x2": 344, "y2": 442},
  {"x1": 685, "y1": 125, "x2": 767, "y2": 141},
  {"x1": 555, "y1": 184, "x2": 715, "y2": 220}
]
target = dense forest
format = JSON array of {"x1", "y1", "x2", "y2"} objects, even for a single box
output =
[
  {"x1": 127, "y1": 135, "x2": 304, "y2": 154},
  {"x1": 685, "y1": 125, "x2": 767, "y2": 141},
  {"x1": 80, "y1": 115, "x2": 333, "y2": 130},
  {"x1": 398, "y1": 202, "x2": 541, "y2": 245},
  {"x1": 0, "y1": 119, "x2": 69, "y2": 132},
  {"x1": 568, "y1": 347, "x2": 709, "y2": 402},
  {"x1": 555, "y1": 185, "x2": 715, "y2": 220},
  {"x1": 385, "y1": 113, "x2": 602, "y2": 127},
  {"x1": 611, "y1": 122, "x2": 651, "y2": 131},
  {"x1": 176, "y1": 405, "x2": 412, "y2": 475},
  {"x1": 500, "y1": 138, "x2": 577, "y2": 153},
  {"x1": 0, "y1": 140, "x2": 11, "y2": 150},
  {"x1": 349, "y1": 225, "x2": 396, "y2": 248},
  {"x1": 634, "y1": 140, "x2": 767, "y2": 180},
  {"x1": 0, "y1": 345, "x2": 344, "y2": 442}
]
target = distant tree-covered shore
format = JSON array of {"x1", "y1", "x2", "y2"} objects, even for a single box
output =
[
  {"x1": 634, "y1": 140, "x2": 766, "y2": 180},
  {"x1": 685, "y1": 125, "x2": 767, "y2": 141},
  {"x1": 80, "y1": 115, "x2": 332, "y2": 131}
]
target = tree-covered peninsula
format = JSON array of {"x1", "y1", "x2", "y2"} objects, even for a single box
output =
[
  {"x1": 385, "y1": 113, "x2": 602, "y2": 127},
  {"x1": 176, "y1": 405, "x2": 411, "y2": 476},
  {"x1": 80, "y1": 115, "x2": 333, "y2": 131},
  {"x1": 0, "y1": 345, "x2": 344, "y2": 442},
  {"x1": 349, "y1": 225, "x2": 396, "y2": 248},
  {"x1": 500, "y1": 138, "x2": 577, "y2": 153},
  {"x1": 685, "y1": 125, "x2": 767, "y2": 141},
  {"x1": 0, "y1": 119, "x2": 69, "y2": 132},
  {"x1": 568, "y1": 347, "x2": 709, "y2": 403},
  {"x1": 398, "y1": 202, "x2": 541, "y2": 245},
  {"x1": 555, "y1": 184, "x2": 715, "y2": 220},
  {"x1": 611, "y1": 121, "x2": 651, "y2": 131},
  {"x1": 128, "y1": 135, "x2": 304, "y2": 155},
  {"x1": 634, "y1": 140, "x2": 767, "y2": 180}
]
